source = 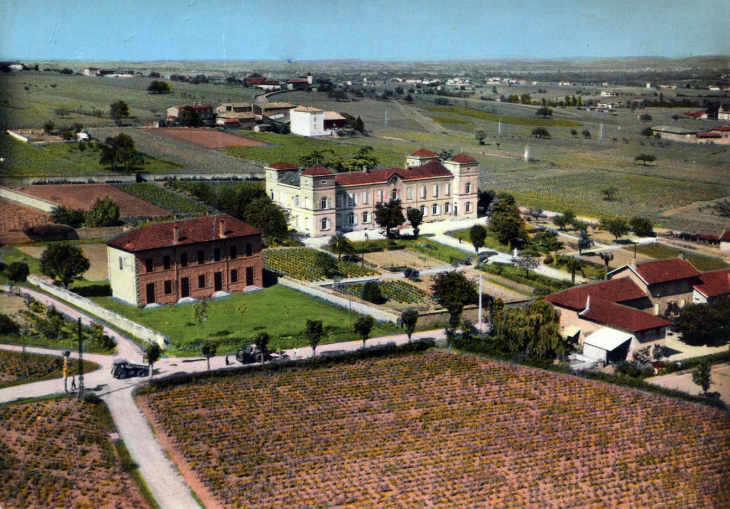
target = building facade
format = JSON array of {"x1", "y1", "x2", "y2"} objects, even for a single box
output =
[
  {"x1": 265, "y1": 149, "x2": 480, "y2": 237},
  {"x1": 107, "y1": 215, "x2": 263, "y2": 307}
]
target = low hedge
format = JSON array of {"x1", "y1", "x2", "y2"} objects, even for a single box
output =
[{"x1": 481, "y1": 263, "x2": 572, "y2": 293}]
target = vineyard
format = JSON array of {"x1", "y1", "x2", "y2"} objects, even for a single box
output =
[
  {"x1": 0, "y1": 135, "x2": 111, "y2": 176},
  {"x1": 0, "y1": 350, "x2": 99, "y2": 389},
  {"x1": 0, "y1": 397, "x2": 147, "y2": 508},
  {"x1": 119, "y1": 182, "x2": 209, "y2": 214},
  {"x1": 141, "y1": 350, "x2": 730, "y2": 508},
  {"x1": 336, "y1": 279, "x2": 428, "y2": 304},
  {"x1": 264, "y1": 248, "x2": 377, "y2": 281}
]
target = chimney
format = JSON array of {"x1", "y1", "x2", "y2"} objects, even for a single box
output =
[
  {"x1": 219, "y1": 219, "x2": 226, "y2": 239},
  {"x1": 173, "y1": 226, "x2": 179, "y2": 245}
]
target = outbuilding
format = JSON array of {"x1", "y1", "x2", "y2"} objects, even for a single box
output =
[{"x1": 583, "y1": 328, "x2": 633, "y2": 364}]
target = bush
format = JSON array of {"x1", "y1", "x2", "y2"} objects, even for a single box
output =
[
  {"x1": 54, "y1": 206, "x2": 85, "y2": 227},
  {"x1": 5, "y1": 261, "x2": 30, "y2": 283},
  {"x1": 615, "y1": 361, "x2": 653, "y2": 379},
  {"x1": 360, "y1": 281, "x2": 383, "y2": 304},
  {"x1": 543, "y1": 255, "x2": 554, "y2": 265},
  {"x1": 0, "y1": 314, "x2": 19, "y2": 335}
]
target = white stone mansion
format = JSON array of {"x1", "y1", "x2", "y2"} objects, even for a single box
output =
[{"x1": 265, "y1": 148, "x2": 480, "y2": 237}]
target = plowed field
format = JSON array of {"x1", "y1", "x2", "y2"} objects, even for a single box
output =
[
  {"x1": 0, "y1": 198, "x2": 53, "y2": 244},
  {"x1": 141, "y1": 350, "x2": 730, "y2": 508},
  {"x1": 152, "y1": 128, "x2": 267, "y2": 149}
]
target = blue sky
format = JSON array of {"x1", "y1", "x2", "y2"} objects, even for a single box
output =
[{"x1": 1, "y1": 0, "x2": 728, "y2": 61}]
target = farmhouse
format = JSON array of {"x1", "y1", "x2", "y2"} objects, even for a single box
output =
[
  {"x1": 265, "y1": 148, "x2": 479, "y2": 236},
  {"x1": 215, "y1": 102, "x2": 256, "y2": 129},
  {"x1": 252, "y1": 102, "x2": 295, "y2": 120},
  {"x1": 166, "y1": 104, "x2": 215, "y2": 125},
  {"x1": 692, "y1": 269, "x2": 730, "y2": 305},
  {"x1": 545, "y1": 278, "x2": 671, "y2": 359},
  {"x1": 107, "y1": 215, "x2": 263, "y2": 307},
  {"x1": 650, "y1": 125, "x2": 701, "y2": 143},
  {"x1": 290, "y1": 107, "x2": 348, "y2": 136}
]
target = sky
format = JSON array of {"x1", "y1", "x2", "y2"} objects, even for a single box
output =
[{"x1": 1, "y1": 0, "x2": 728, "y2": 62}]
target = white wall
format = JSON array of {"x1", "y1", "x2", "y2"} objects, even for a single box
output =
[
  {"x1": 291, "y1": 110, "x2": 326, "y2": 137},
  {"x1": 0, "y1": 186, "x2": 57, "y2": 212},
  {"x1": 108, "y1": 246, "x2": 139, "y2": 306}
]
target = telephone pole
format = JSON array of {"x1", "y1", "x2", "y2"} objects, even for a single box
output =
[{"x1": 77, "y1": 318, "x2": 85, "y2": 400}]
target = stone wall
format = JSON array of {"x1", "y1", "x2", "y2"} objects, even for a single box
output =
[
  {"x1": 27, "y1": 275, "x2": 169, "y2": 347},
  {"x1": 0, "y1": 186, "x2": 57, "y2": 212},
  {"x1": 0, "y1": 175, "x2": 137, "y2": 187}
]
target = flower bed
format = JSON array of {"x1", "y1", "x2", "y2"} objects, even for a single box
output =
[
  {"x1": 141, "y1": 350, "x2": 730, "y2": 508},
  {"x1": 0, "y1": 350, "x2": 99, "y2": 389}
]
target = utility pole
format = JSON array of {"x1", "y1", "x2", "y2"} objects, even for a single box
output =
[{"x1": 77, "y1": 318, "x2": 84, "y2": 400}]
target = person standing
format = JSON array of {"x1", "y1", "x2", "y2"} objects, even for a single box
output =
[
  {"x1": 293, "y1": 348, "x2": 298, "y2": 359},
  {"x1": 71, "y1": 376, "x2": 77, "y2": 390}
]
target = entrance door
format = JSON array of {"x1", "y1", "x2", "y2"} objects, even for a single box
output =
[
  {"x1": 146, "y1": 283, "x2": 155, "y2": 304},
  {"x1": 180, "y1": 277, "x2": 190, "y2": 298},
  {"x1": 246, "y1": 267, "x2": 254, "y2": 286},
  {"x1": 454, "y1": 205, "x2": 458, "y2": 216},
  {"x1": 214, "y1": 272, "x2": 223, "y2": 292}
]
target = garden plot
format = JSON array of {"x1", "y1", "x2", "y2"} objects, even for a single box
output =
[
  {"x1": 363, "y1": 248, "x2": 445, "y2": 271},
  {"x1": 151, "y1": 128, "x2": 267, "y2": 149},
  {"x1": 140, "y1": 350, "x2": 730, "y2": 508},
  {"x1": 0, "y1": 397, "x2": 147, "y2": 508},
  {"x1": 19, "y1": 242, "x2": 108, "y2": 281},
  {"x1": 17, "y1": 183, "x2": 168, "y2": 218}
]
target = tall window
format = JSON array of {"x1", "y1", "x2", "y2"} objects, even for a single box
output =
[
  {"x1": 246, "y1": 243, "x2": 253, "y2": 256},
  {"x1": 392, "y1": 189, "x2": 398, "y2": 201},
  {"x1": 214, "y1": 248, "x2": 221, "y2": 262},
  {"x1": 197, "y1": 250, "x2": 204, "y2": 265},
  {"x1": 348, "y1": 193, "x2": 356, "y2": 206},
  {"x1": 432, "y1": 203, "x2": 439, "y2": 215},
  {"x1": 465, "y1": 182, "x2": 472, "y2": 194},
  {"x1": 164, "y1": 280, "x2": 172, "y2": 294},
  {"x1": 420, "y1": 185, "x2": 426, "y2": 199},
  {"x1": 145, "y1": 258, "x2": 153, "y2": 273},
  {"x1": 465, "y1": 202, "x2": 472, "y2": 213},
  {"x1": 295, "y1": 196, "x2": 300, "y2": 207},
  {"x1": 118, "y1": 257, "x2": 123, "y2": 270},
  {"x1": 163, "y1": 256, "x2": 171, "y2": 270},
  {"x1": 348, "y1": 212, "x2": 356, "y2": 226},
  {"x1": 181, "y1": 253, "x2": 188, "y2": 267},
  {"x1": 433, "y1": 185, "x2": 438, "y2": 198},
  {"x1": 406, "y1": 187, "x2": 413, "y2": 200},
  {"x1": 198, "y1": 274, "x2": 205, "y2": 289},
  {"x1": 230, "y1": 245, "x2": 237, "y2": 259},
  {"x1": 377, "y1": 190, "x2": 384, "y2": 203},
  {"x1": 420, "y1": 205, "x2": 427, "y2": 217},
  {"x1": 444, "y1": 203, "x2": 451, "y2": 214},
  {"x1": 270, "y1": 191, "x2": 275, "y2": 201},
  {"x1": 445, "y1": 184, "x2": 450, "y2": 196},
  {"x1": 362, "y1": 191, "x2": 369, "y2": 204},
  {"x1": 231, "y1": 269, "x2": 238, "y2": 283},
  {"x1": 321, "y1": 218, "x2": 330, "y2": 230},
  {"x1": 305, "y1": 217, "x2": 310, "y2": 230},
  {"x1": 321, "y1": 197, "x2": 328, "y2": 210},
  {"x1": 362, "y1": 211, "x2": 370, "y2": 224}
]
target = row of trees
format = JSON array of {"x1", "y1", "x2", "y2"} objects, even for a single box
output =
[
  {"x1": 55, "y1": 197, "x2": 121, "y2": 228},
  {"x1": 299, "y1": 146, "x2": 377, "y2": 172}
]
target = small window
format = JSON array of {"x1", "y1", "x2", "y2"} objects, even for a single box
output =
[
  {"x1": 145, "y1": 258, "x2": 153, "y2": 273},
  {"x1": 466, "y1": 202, "x2": 472, "y2": 212},
  {"x1": 432, "y1": 203, "x2": 438, "y2": 215},
  {"x1": 164, "y1": 280, "x2": 172, "y2": 294},
  {"x1": 321, "y1": 180, "x2": 327, "y2": 184},
  {"x1": 198, "y1": 274, "x2": 205, "y2": 289},
  {"x1": 246, "y1": 243, "x2": 253, "y2": 257},
  {"x1": 163, "y1": 256, "x2": 171, "y2": 270},
  {"x1": 197, "y1": 250, "x2": 204, "y2": 265},
  {"x1": 433, "y1": 185, "x2": 438, "y2": 198},
  {"x1": 231, "y1": 269, "x2": 238, "y2": 283},
  {"x1": 214, "y1": 248, "x2": 221, "y2": 262},
  {"x1": 362, "y1": 211, "x2": 370, "y2": 224},
  {"x1": 181, "y1": 253, "x2": 188, "y2": 267},
  {"x1": 270, "y1": 191, "x2": 275, "y2": 200},
  {"x1": 295, "y1": 196, "x2": 300, "y2": 207},
  {"x1": 230, "y1": 245, "x2": 237, "y2": 260},
  {"x1": 321, "y1": 197, "x2": 328, "y2": 210},
  {"x1": 119, "y1": 257, "x2": 123, "y2": 270}
]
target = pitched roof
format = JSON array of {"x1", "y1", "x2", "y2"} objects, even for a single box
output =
[
  {"x1": 545, "y1": 278, "x2": 647, "y2": 311},
  {"x1": 693, "y1": 269, "x2": 730, "y2": 298},
  {"x1": 632, "y1": 258, "x2": 701, "y2": 285},
  {"x1": 711, "y1": 126, "x2": 730, "y2": 132},
  {"x1": 301, "y1": 164, "x2": 333, "y2": 176},
  {"x1": 324, "y1": 111, "x2": 346, "y2": 121},
  {"x1": 334, "y1": 160, "x2": 453, "y2": 186},
  {"x1": 292, "y1": 105, "x2": 322, "y2": 113},
  {"x1": 107, "y1": 214, "x2": 262, "y2": 252},
  {"x1": 580, "y1": 297, "x2": 672, "y2": 333},
  {"x1": 449, "y1": 153, "x2": 478, "y2": 163},
  {"x1": 259, "y1": 102, "x2": 294, "y2": 109},
  {"x1": 410, "y1": 148, "x2": 438, "y2": 158},
  {"x1": 697, "y1": 132, "x2": 722, "y2": 138},
  {"x1": 266, "y1": 162, "x2": 299, "y2": 171},
  {"x1": 720, "y1": 230, "x2": 730, "y2": 242}
]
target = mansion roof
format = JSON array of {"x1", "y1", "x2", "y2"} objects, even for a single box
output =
[{"x1": 334, "y1": 160, "x2": 454, "y2": 186}]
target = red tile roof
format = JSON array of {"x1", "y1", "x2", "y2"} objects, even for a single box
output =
[
  {"x1": 107, "y1": 214, "x2": 262, "y2": 252},
  {"x1": 684, "y1": 111, "x2": 706, "y2": 118},
  {"x1": 546, "y1": 278, "x2": 647, "y2": 311},
  {"x1": 301, "y1": 164, "x2": 334, "y2": 176},
  {"x1": 247, "y1": 77, "x2": 267, "y2": 84},
  {"x1": 450, "y1": 153, "x2": 478, "y2": 163},
  {"x1": 711, "y1": 126, "x2": 730, "y2": 132},
  {"x1": 720, "y1": 230, "x2": 730, "y2": 242},
  {"x1": 267, "y1": 162, "x2": 299, "y2": 171},
  {"x1": 694, "y1": 269, "x2": 730, "y2": 298},
  {"x1": 697, "y1": 132, "x2": 721, "y2": 138},
  {"x1": 180, "y1": 104, "x2": 212, "y2": 111},
  {"x1": 580, "y1": 297, "x2": 672, "y2": 333},
  {"x1": 334, "y1": 160, "x2": 453, "y2": 186},
  {"x1": 632, "y1": 258, "x2": 700, "y2": 285},
  {"x1": 410, "y1": 148, "x2": 438, "y2": 158}
]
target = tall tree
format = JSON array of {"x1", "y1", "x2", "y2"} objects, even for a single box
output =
[
  {"x1": 407, "y1": 207, "x2": 423, "y2": 238},
  {"x1": 353, "y1": 315, "x2": 374, "y2": 348},
  {"x1": 601, "y1": 217, "x2": 630, "y2": 242},
  {"x1": 300, "y1": 149, "x2": 334, "y2": 167},
  {"x1": 147, "y1": 80, "x2": 172, "y2": 94},
  {"x1": 305, "y1": 319, "x2": 323, "y2": 356},
  {"x1": 577, "y1": 230, "x2": 593, "y2": 254},
  {"x1": 495, "y1": 299, "x2": 565, "y2": 359},
  {"x1": 109, "y1": 100, "x2": 130, "y2": 126},
  {"x1": 201, "y1": 341, "x2": 217, "y2": 371},
  {"x1": 469, "y1": 224, "x2": 487, "y2": 254},
  {"x1": 564, "y1": 257, "x2": 586, "y2": 284},
  {"x1": 489, "y1": 193, "x2": 528, "y2": 248},
  {"x1": 692, "y1": 361, "x2": 713, "y2": 395},
  {"x1": 398, "y1": 308, "x2": 419, "y2": 342},
  {"x1": 475, "y1": 128, "x2": 487, "y2": 145},
  {"x1": 598, "y1": 252, "x2": 614, "y2": 279},
  {"x1": 431, "y1": 271, "x2": 478, "y2": 330},
  {"x1": 145, "y1": 343, "x2": 162, "y2": 380},
  {"x1": 374, "y1": 199, "x2": 405, "y2": 238},
  {"x1": 6, "y1": 262, "x2": 30, "y2": 284},
  {"x1": 99, "y1": 133, "x2": 143, "y2": 173},
  {"x1": 630, "y1": 217, "x2": 654, "y2": 237},
  {"x1": 348, "y1": 145, "x2": 378, "y2": 171},
  {"x1": 536, "y1": 107, "x2": 553, "y2": 118},
  {"x1": 192, "y1": 301, "x2": 208, "y2": 338},
  {"x1": 328, "y1": 233, "x2": 354, "y2": 260},
  {"x1": 601, "y1": 187, "x2": 619, "y2": 201},
  {"x1": 41, "y1": 244, "x2": 90, "y2": 288}
]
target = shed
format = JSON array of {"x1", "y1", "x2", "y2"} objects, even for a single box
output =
[{"x1": 583, "y1": 328, "x2": 633, "y2": 364}]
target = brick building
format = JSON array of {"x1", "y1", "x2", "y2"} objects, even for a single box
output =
[{"x1": 106, "y1": 215, "x2": 263, "y2": 307}]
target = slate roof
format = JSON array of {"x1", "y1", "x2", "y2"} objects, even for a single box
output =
[
  {"x1": 107, "y1": 214, "x2": 262, "y2": 253},
  {"x1": 632, "y1": 258, "x2": 701, "y2": 285},
  {"x1": 693, "y1": 269, "x2": 730, "y2": 298},
  {"x1": 545, "y1": 278, "x2": 647, "y2": 311}
]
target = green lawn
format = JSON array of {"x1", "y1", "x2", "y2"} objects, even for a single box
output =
[
  {"x1": 631, "y1": 244, "x2": 730, "y2": 272},
  {"x1": 0, "y1": 136, "x2": 181, "y2": 177},
  {"x1": 447, "y1": 229, "x2": 511, "y2": 253},
  {"x1": 92, "y1": 285, "x2": 401, "y2": 355},
  {"x1": 224, "y1": 132, "x2": 405, "y2": 168},
  {"x1": 427, "y1": 106, "x2": 582, "y2": 127},
  {"x1": 432, "y1": 116, "x2": 473, "y2": 126},
  {"x1": 0, "y1": 248, "x2": 42, "y2": 284},
  {"x1": 0, "y1": 350, "x2": 99, "y2": 389}
]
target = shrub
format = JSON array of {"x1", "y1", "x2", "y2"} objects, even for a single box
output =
[
  {"x1": 5, "y1": 261, "x2": 30, "y2": 283},
  {"x1": 54, "y1": 205, "x2": 85, "y2": 227},
  {"x1": 0, "y1": 314, "x2": 19, "y2": 335},
  {"x1": 543, "y1": 255, "x2": 554, "y2": 265},
  {"x1": 360, "y1": 281, "x2": 383, "y2": 304}
]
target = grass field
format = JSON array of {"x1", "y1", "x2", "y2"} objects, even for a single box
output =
[
  {"x1": 432, "y1": 115, "x2": 473, "y2": 125},
  {"x1": 0, "y1": 350, "x2": 99, "y2": 389},
  {"x1": 428, "y1": 106, "x2": 582, "y2": 127},
  {"x1": 224, "y1": 131, "x2": 406, "y2": 168},
  {"x1": 631, "y1": 243, "x2": 730, "y2": 271},
  {"x1": 139, "y1": 350, "x2": 730, "y2": 507},
  {"x1": 0, "y1": 396, "x2": 148, "y2": 508},
  {"x1": 92, "y1": 285, "x2": 401, "y2": 354}
]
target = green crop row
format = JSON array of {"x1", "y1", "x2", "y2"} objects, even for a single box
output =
[
  {"x1": 120, "y1": 183, "x2": 208, "y2": 214},
  {"x1": 264, "y1": 248, "x2": 376, "y2": 281}
]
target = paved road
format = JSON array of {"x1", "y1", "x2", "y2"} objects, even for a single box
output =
[
  {"x1": 1, "y1": 286, "x2": 446, "y2": 509},
  {"x1": 648, "y1": 363, "x2": 730, "y2": 406}
]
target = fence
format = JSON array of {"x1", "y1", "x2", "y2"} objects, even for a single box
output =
[
  {"x1": 27, "y1": 275, "x2": 169, "y2": 347},
  {"x1": 278, "y1": 277, "x2": 400, "y2": 323}
]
